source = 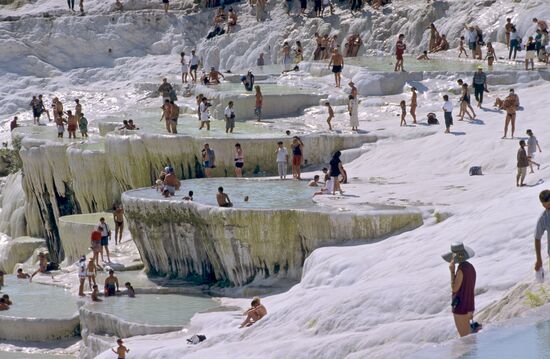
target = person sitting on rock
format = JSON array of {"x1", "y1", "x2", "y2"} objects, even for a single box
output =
[
  {"x1": 30, "y1": 252, "x2": 49, "y2": 282},
  {"x1": 431, "y1": 34, "x2": 449, "y2": 53},
  {"x1": 239, "y1": 297, "x2": 267, "y2": 328},
  {"x1": 227, "y1": 8, "x2": 237, "y2": 33}
]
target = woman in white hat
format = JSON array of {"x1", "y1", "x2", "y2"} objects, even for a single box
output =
[{"x1": 442, "y1": 242, "x2": 476, "y2": 337}]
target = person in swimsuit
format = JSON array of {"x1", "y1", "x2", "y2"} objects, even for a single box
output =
[
  {"x1": 320, "y1": 34, "x2": 329, "y2": 59},
  {"x1": 208, "y1": 67, "x2": 225, "y2": 84},
  {"x1": 291, "y1": 136, "x2": 304, "y2": 179},
  {"x1": 86, "y1": 257, "x2": 97, "y2": 291},
  {"x1": 55, "y1": 113, "x2": 67, "y2": 138},
  {"x1": 38, "y1": 94, "x2": 51, "y2": 122},
  {"x1": 443, "y1": 242, "x2": 477, "y2": 337},
  {"x1": 0, "y1": 297, "x2": 9, "y2": 311},
  {"x1": 234, "y1": 143, "x2": 244, "y2": 177},
  {"x1": 163, "y1": 167, "x2": 180, "y2": 197},
  {"x1": 180, "y1": 52, "x2": 188, "y2": 83},
  {"x1": 484, "y1": 42, "x2": 496, "y2": 68},
  {"x1": 328, "y1": 48, "x2": 344, "y2": 88},
  {"x1": 313, "y1": 33, "x2": 323, "y2": 60},
  {"x1": 30, "y1": 252, "x2": 48, "y2": 282},
  {"x1": 459, "y1": 83, "x2": 475, "y2": 121},
  {"x1": 216, "y1": 187, "x2": 233, "y2": 207},
  {"x1": 10, "y1": 116, "x2": 19, "y2": 132},
  {"x1": 112, "y1": 339, "x2": 129, "y2": 359},
  {"x1": 169, "y1": 100, "x2": 179, "y2": 134},
  {"x1": 104, "y1": 269, "x2": 119, "y2": 296},
  {"x1": 254, "y1": 85, "x2": 263, "y2": 122},
  {"x1": 16, "y1": 268, "x2": 30, "y2": 279},
  {"x1": 325, "y1": 102, "x2": 334, "y2": 130},
  {"x1": 202, "y1": 144, "x2": 215, "y2": 177},
  {"x1": 125, "y1": 282, "x2": 135, "y2": 297},
  {"x1": 66, "y1": 110, "x2": 78, "y2": 139},
  {"x1": 410, "y1": 87, "x2": 417, "y2": 124},
  {"x1": 113, "y1": 205, "x2": 124, "y2": 245},
  {"x1": 239, "y1": 297, "x2": 267, "y2": 328},
  {"x1": 329, "y1": 151, "x2": 345, "y2": 195},
  {"x1": 458, "y1": 36, "x2": 468, "y2": 58},
  {"x1": 160, "y1": 99, "x2": 173, "y2": 133},
  {"x1": 91, "y1": 284, "x2": 102, "y2": 302},
  {"x1": 394, "y1": 34, "x2": 406, "y2": 72},
  {"x1": 79, "y1": 113, "x2": 88, "y2": 137}
]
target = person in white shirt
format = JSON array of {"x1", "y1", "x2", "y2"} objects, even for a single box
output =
[
  {"x1": 199, "y1": 97, "x2": 210, "y2": 130},
  {"x1": 442, "y1": 95, "x2": 453, "y2": 134},
  {"x1": 464, "y1": 25, "x2": 477, "y2": 58},
  {"x1": 275, "y1": 141, "x2": 289, "y2": 179},
  {"x1": 224, "y1": 101, "x2": 235, "y2": 133},
  {"x1": 189, "y1": 50, "x2": 199, "y2": 83}
]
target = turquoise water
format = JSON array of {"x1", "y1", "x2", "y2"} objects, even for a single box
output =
[
  {"x1": 127, "y1": 178, "x2": 320, "y2": 209},
  {"x1": 12, "y1": 125, "x2": 103, "y2": 147},
  {"x1": 206, "y1": 82, "x2": 317, "y2": 95},
  {"x1": 333, "y1": 55, "x2": 527, "y2": 72},
  {"x1": 100, "y1": 109, "x2": 285, "y2": 138},
  {"x1": 407, "y1": 319, "x2": 550, "y2": 359},
  {"x1": 85, "y1": 294, "x2": 217, "y2": 326},
  {"x1": 0, "y1": 276, "x2": 78, "y2": 318}
]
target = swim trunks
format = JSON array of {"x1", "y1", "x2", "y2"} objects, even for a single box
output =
[
  {"x1": 106, "y1": 283, "x2": 116, "y2": 296},
  {"x1": 254, "y1": 107, "x2": 262, "y2": 117},
  {"x1": 57, "y1": 125, "x2": 64, "y2": 133},
  {"x1": 68, "y1": 124, "x2": 77, "y2": 132},
  {"x1": 100, "y1": 236, "x2": 109, "y2": 246},
  {"x1": 164, "y1": 185, "x2": 176, "y2": 195},
  {"x1": 204, "y1": 160, "x2": 212, "y2": 168},
  {"x1": 190, "y1": 64, "x2": 198, "y2": 71},
  {"x1": 235, "y1": 162, "x2": 244, "y2": 168},
  {"x1": 332, "y1": 65, "x2": 342, "y2": 73}
]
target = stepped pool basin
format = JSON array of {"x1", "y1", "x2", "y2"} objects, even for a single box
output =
[
  {"x1": 131, "y1": 178, "x2": 321, "y2": 209},
  {"x1": 0, "y1": 276, "x2": 80, "y2": 341},
  {"x1": 84, "y1": 294, "x2": 217, "y2": 326},
  {"x1": 0, "y1": 276, "x2": 78, "y2": 319}
]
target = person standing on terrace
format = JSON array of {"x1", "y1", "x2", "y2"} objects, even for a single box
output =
[
  {"x1": 254, "y1": 85, "x2": 263, "y2": 122},
  {"x1": 504, "y1": 18, "x2": 513, "y2": 49},
  {"x1": 442, "y1": 242, "x2": 477, "y2": 337},
  {"x1": 275, "y1": 141, "x2": 289, "y2": 179},
  {"x1": 113, "y1": 205, "x2": 124, "y2": 245},
  {"x1": 189, "y1": 50, "x2": 199, "y2": 83},
  {"x1": 534, "y1": 190, "x2": 550, "y2": 274},
  {"x1": 328, "y1": 48, "x2": 344, "y2": 88},
  {"x1": 202, "y1": 143, "x2": 215, "y2": 177},
  {"x1": 234, "y1": 143, "x2": 244, "y2": 177},
  {"x1": 291, "y1": 136, "x2": 304, "y2": 180},
  {"x1": 160, "y1": 99, "x2": 173, "y2": 133},
  {"x1": 98, "y1": 217, "x2": 111, "y2": 263},
  {"x1": 158, "y1": 78, "x2": 173, "y2": 103},
  {"x1": 394, "y1": 34, "x2": 406, "y2": 72},
  {"x1": 472, "y1": 66, "x2": 487, "y2": 108},
  {"x1": 199, "y1": 96, "x2": 211, "y2": 130}
]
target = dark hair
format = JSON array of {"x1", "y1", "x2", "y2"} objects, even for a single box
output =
[
  {"x1": 322, "y1": 167, "x2": 328, "y2": 172},
  {"x1": 235, "y1": 143, "x2": 241, "y2": 148},
  {"x1": 109, "y1": 269, "x2": 114, "y2": 274},
  {"x1": 17, "y1": 268, "x2": 22, "y2": 272},
  {"x1": 314, "y1": 175, "x2": 320, "y2": 180},
  {"x1": 188, "y1": 190, "x2": 193, "y2": 196},
  {"x1": 277, "y1": 141, "x2": 283, "y2": 145},
  {"x1": 539, "y1": 190, "x2": 550, "y2": 203},
  {"x1": 519, "y1": 140, "x2": 526, "y2": 146},
  {"x1": 332, "y1": 151, "x2": 341, "y2": 159},
  {"x1": 180, "y1": 52, "x2": 185, "y2": 56},
  {"x1": 100, "y1": 217, "x2": 105, "y2": 221},
  {"x1": 218, "y1": 186, "x2": 224, "y2": 192},
  {"x1": 443, "y1": 95, "x2": 449, "y2": 101}
]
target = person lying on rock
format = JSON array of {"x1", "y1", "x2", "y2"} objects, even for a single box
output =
[{"x1": 239, "y1": 297, "x2": 267, "y2": 328}]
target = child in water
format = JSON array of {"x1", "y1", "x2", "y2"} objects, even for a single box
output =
[
  {"x1": 399, "y1": 100, "x2": 407, "y2": 126},
  {"x1": 125, "y1": 282, "x2": 135, "y2": 298},
  {"x1": 91, "y1": 285, "x2": 102, "y2": 302}
]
